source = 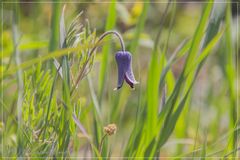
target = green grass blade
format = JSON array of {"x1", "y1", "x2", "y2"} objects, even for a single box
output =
[
  {"x1": 133, "y1": 1, "x2": 172, "y2": 157},
  {"x1": 2, "y1": 41, "x2": 48, "y2": 58},
  {"x1": 87, "y1": 75, "x2": 102, "y2": 121},
  {"x1": 183, "y1": 1, "x2": 213, "y2": 76},
  {"x1": 186, "y1": 30, "x2": 224, "y2": 75},
  {"x1": 145, "y1": 0, "x2": 171, "y2": 141},
  {"x1": 152, "y1": 2, "x2": 214, "y2": 156},
  {"x1": 12, "y1": 3, "x2": 24, "y2": 157},
  {"x1": 2, "y1": 44, "x2": 95, "y2": 79},
  {"x1": 58, "y1": 6, "x2": 73, "y2": 156},
  {"x1": 48, "y1": 2, "x2": 61, "y2": 70},
  {"x1": 130, "y1": 1, "x2": 149, "y2": 53},
  {"x1": 98, "y1": 0, "x2": 116, "y2": 100},
  {"x1": 223, "y1": 3, "x2": 237, "y2": 157}
]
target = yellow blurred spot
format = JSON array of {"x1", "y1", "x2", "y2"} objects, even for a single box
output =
[
  {"x1": 2, "y1": 31, "x2": 13, "y2": 54},
  {"x1": 131, "y1": 3, "x2": 143, "y2": 18},
  {"x1": 0, "y1": 65, "x2": 5, "y2": 75},
  {"x1": 0, "y1": 121, "x2": 4, "y2": 132}
]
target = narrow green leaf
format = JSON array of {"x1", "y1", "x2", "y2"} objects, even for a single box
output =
[
  {"x1": 130, "y1": 1, "x2": 149, "y2": 53},
  {"x1": 98, "y1": 0, "x2": 116, "y2": 99}
]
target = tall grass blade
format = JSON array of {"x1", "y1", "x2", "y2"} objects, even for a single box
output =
[
  {"x1": 130, "y1": 0, "x2": 149, "y2": 53},
  {"x1": 12, "y1": 3, "x2": 24, "y2": 157},
  {"x1": 222, "y1": 2, "x2": 237, "y2": 157},
  {"x1": 98, "y1": 0, "x2": 116, "y2": 100},
  {"x1": 48, "y1": 2, "x2": 61, "y2": 70},
  {"x1": 152, "y1": 2, "x2": 214, "y2": 156}
]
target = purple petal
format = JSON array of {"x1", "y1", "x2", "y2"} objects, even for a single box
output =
[
  {"x1": 115, "y1": 51, "x2": 131, "y2": 89},
  {"x1": 124, "y1": 52, "x2": 138, "y2": 88},
  {"x1": 115, "y1": 51, "x2": 138, "y2": 89},
  {"x1": 124, "y1": 75, "x2": 134, "y2": 88}
]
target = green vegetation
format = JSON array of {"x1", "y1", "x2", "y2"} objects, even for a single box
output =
[{"x1": 1, "y1": 1, "x2": 239, "y2": 159}]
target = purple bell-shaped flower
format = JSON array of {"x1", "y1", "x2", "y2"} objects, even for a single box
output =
[{"x1": 115, "y1": 51, "x2": 138, "y2": 90}]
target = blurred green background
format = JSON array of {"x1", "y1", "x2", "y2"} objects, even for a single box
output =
[{"x1": 1, "y1": 0, "x2": 240, "y2": 158}]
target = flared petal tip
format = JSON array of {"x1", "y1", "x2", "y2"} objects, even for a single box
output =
[
  {"x1": 114, "y1": 87, "x2": 121, "y2": 91},
  {"x1": 114, "y1": 81, "x2": 139, "y2": 90},
  {"x1": 134, "y1": 81, "x2": 139, "y2": 84}
]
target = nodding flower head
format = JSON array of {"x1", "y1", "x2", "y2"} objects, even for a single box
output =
[{"x1": 115, "y1": 51, "x2": 138, "y2": 90}]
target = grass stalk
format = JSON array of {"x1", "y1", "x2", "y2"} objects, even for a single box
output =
[{"x1": 12, "y1": 3, "x2": 24, "y2": 157}]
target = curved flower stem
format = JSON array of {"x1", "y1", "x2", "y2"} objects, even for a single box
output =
[
  {"x1": 70, "y1": 30, "x2": 125, "y2": 95},
  {"x1": 88, "y1": 31, "x2": 125, "y2": 58},
  {"x1": 99, "y1": 31, "x2": 125, "y2": 52}
]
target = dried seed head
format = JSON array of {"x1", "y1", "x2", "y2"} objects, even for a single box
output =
[{"x1": 104, "y1": 124, "x2": 117, "y2": 136}]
